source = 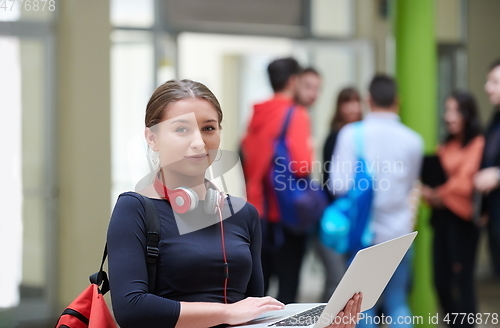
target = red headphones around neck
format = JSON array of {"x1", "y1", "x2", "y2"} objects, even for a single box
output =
[
  {"x1": 153, "y1": 170, "x2": 224, "y2": 215},
  {"x1": 153, "y1": 170, "x2": 229, "y2": 303}
]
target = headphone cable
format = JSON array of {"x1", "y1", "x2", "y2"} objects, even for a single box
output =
[{"x1": 217, "y1": 205, "x2": 228, "y2": 304}]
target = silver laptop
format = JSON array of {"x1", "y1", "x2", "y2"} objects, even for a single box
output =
[{"x1": 234, "y1": 231, "x2": 418, "y2": 328}]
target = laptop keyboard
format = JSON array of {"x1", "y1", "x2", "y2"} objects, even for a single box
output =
[{"x1": 268, "y1": 304, "x2": 326, "y2": 326}]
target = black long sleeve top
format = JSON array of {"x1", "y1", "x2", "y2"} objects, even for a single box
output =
[
  {"x1": 322, "y1": 129, "x2": 340, "y2": 203},
  {"x1": 481, "y1": 108, "x2": 500, "y2": 212},
  {"x1": 107, "y1": 193, "x2": 264, "y2": 328},
  {"x1": 482, "y1": 109, "x2": 500, "y2": 168}
]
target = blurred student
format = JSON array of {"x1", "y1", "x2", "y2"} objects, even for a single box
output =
[
  {"x1": 475, "y1": 59, "x2": 500, "y2": 280},
  {"x1": 323, "y1": 87, "x2": 363, "y2": 200},
  {"x1": 241, "y1": 57, "x2": 313, "y2": 304},
  {"x1": 422, "y1": 91, "x2": 484, "y2": 327},
  {"x1": 295, "y1": 67, "x2": 322, "y2": 108},
  {"x1": 318, "y1": 87, "x2": 362, "y2": 302},
  {"x1": 331, "y1": 75, "x2": 423, "y2": 328}
]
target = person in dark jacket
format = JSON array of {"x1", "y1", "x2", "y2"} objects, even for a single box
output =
[
  {"x1": 474, "y1": 59, "x2": 500, "y2": 280},
  {"x1": 322, "y1": 87, "x2": 363, "y2": 201}
]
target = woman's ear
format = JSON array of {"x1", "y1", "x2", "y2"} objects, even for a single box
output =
[{"x1": 144, "y1": 127, "x2": 157, "y2": 151}]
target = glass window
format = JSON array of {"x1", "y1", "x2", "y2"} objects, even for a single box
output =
[
  {"x1": 19, "y1": 38, "x2": 48, "y2": 299},
  {"x1": 157, "y1": 34, "x2": 176, "y2": 86},
  {"x1": 0, "y1": 36, "x2": 23, "y2": 310},
  {"x1": 111, "y1": 30, "x2": 155, "y2": 202},
  {"x1": 0, "y1": 34, "x2": 56, "y2": 325},
  {"x1": 0, "y1": 0, "x2": 55, "y2": 22},
  {"x1": 110, "y1": 0, "x2": 176, "y2": 205},
  {"x1": 311, "y1": 0, "x2": 354, "y2": 37},
  {"x1": 110, "y1": 0, "x2": 154, "y2": 28}
]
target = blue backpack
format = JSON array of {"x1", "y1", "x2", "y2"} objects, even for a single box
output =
[
  {"x1": 320, "y1": 122, "x2": 374, "y2": 255},
  {"x1": 269, "y1": 106, "x2": 328, "y2": 235}
]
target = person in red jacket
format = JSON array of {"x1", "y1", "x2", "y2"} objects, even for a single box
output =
[{"x1": 241, "y1": 57, "x2": 313, "y2": 304}]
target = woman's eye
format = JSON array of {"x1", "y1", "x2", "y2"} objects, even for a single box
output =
[
  {"x1": 203, "y1": 126, "x2": 216, "y2": 132},
  {"x1": 176, "y1": 127, "x2": 188, "y2": 133}
]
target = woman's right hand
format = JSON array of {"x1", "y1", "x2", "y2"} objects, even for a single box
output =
[
  {"x1": 326, "y1": 292, "x2": 362, "y2": 328},
  {"x1": 421, "y1": 185, "x2": 433, "y2": 205},
  {"x1": 224, "y1": 296, "x2": 285, "y2": 326}
]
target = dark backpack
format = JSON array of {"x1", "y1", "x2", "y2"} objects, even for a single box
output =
[
  {"x1": 55, "y1": 192, "x2": 160, "y2": 328},
  {"x1": 269, "y1": 106, "x2": 328, "y2": 234}
]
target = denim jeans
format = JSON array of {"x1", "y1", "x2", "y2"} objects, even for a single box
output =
[{"x1": 356, "y1": 249, "x2": 413, "y2": 328}]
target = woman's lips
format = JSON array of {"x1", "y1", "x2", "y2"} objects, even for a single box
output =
[{"x1": 184, "y1": 154, "x2": 208, "y2": 162}]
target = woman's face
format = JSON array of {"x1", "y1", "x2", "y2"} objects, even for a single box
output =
[
  {"x1": 444, "y1": 97, "x2": 464, "y2": 137},
  {"x1": 147, "y1": 98, "x2": 221, "y2": 178},
  {"x1": 485, "y1": 66, "x2": 500, "y2": 106},
  {"x1": 340, "y1": 100, "x2": 362, "y2": 124}
]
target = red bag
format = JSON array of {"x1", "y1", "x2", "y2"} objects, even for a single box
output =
[
  {"x1": 55, "y1": 250, "x2": 118, "y2": 328},
  {"x1": 55, "y1": 193, "x2": 160, "y2": 328}
]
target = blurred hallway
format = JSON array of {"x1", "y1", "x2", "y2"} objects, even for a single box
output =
[{"x1": 2, "y1": 0, "x2": 500, "y2": 326}]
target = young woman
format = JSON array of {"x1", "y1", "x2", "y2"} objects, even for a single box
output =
[
  {"x1": 316, "y1": 87, "x2": 362, "y2": 302},
  {"x1": 322, "y1": 87, "x2": 363, "y2": 200},
  {"x1": 107, "y1": 79, "x2": 362, "y2": 328},
  {"x1": 422, "y1": 90, "x2": 484, "y2": 328}
]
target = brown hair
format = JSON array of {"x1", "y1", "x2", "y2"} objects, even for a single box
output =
[
  {"x1": 489, "y1": 58, "x2": 500, "y2": 72},
  {"x1": 145, "y1": 79, "x2": 223, "y2": 129},
  {"x1": 329, "y1": 87, "x2": 361, "y2": 130},
  {"x1": 302, "y1": 67, "x2": 320, "y2": 77}
]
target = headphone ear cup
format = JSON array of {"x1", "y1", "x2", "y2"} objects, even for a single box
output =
[
  {"x1": 204, "y1": 188, "x2": 220, "y2": 215},
  {"x1": 171, "y1": 187, "x2": 198, "y2": 214}
]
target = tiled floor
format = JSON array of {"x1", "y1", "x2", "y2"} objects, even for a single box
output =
[{"x1": 476, "y1": 277, "x2": 500, "y2": 328}]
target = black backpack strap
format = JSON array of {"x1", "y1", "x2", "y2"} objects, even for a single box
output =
[
  {"x1": 90, "y1": 192, "x2": 160, "y2": 296},
  {"x1": 117, "y1": 192, "x2": 161, "y2": 294},
  {"x1": 140, "y1": 194, "x2": 160, "y2": 294},
  {"x1": 89, "y1": 245, "x2": 110, "y2": 295}
]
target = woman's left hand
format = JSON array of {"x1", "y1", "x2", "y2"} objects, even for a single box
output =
[
  {"x1": 475, "y1": 167, "x2": 500, "y2": 194},
  {"x1": 421, "y1": 186, "x2": 444, "y2": 209},
  {"x1": 326, "y1": 292, "x2": 362, "y2": 328},
  {"x1": 421, "y1": 185, "x2": 433, "y2": 205},
  {"x1": 429, "y1": 189, "x2": 444, "y2": 208}
]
